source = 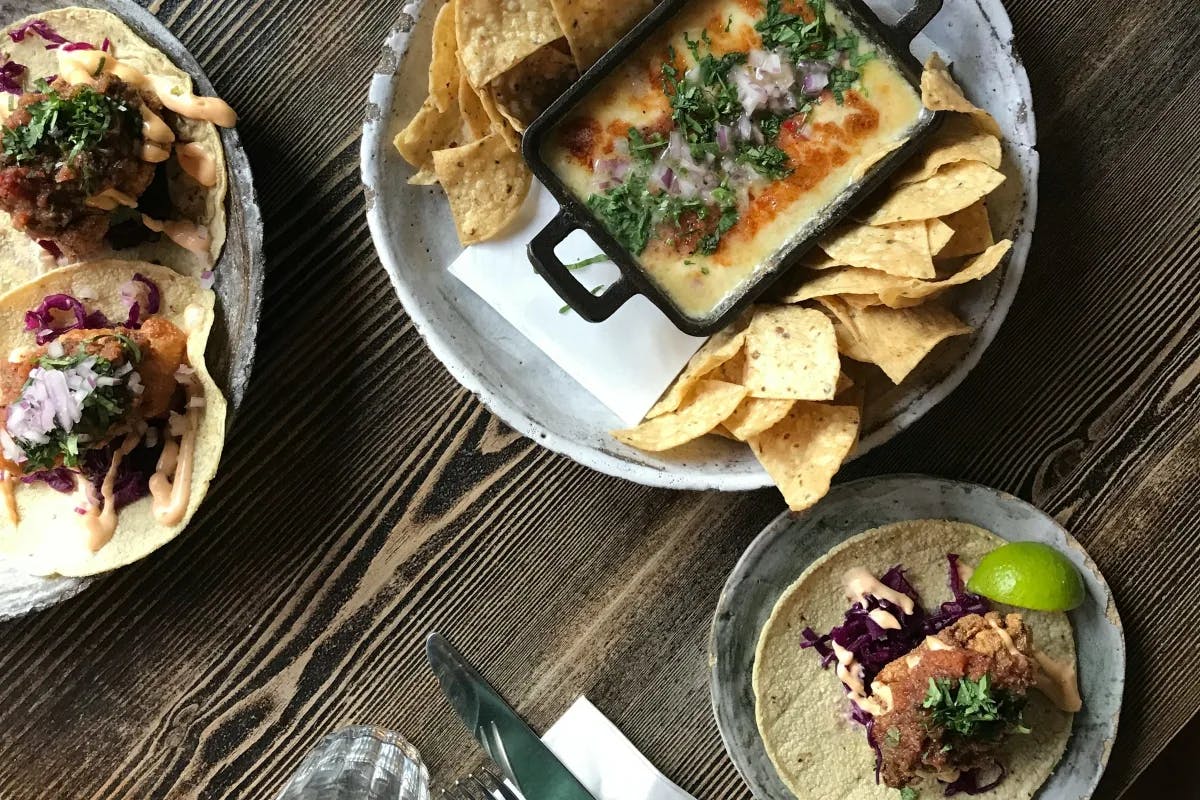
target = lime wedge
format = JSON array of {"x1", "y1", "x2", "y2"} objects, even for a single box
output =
[{"x1": 966, "y1": 541, "x2": 1085, "y2": 611}]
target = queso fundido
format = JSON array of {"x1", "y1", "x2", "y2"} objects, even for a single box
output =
[{"x1": 543, "y1": 0, "x2": 924, "y2": 317}]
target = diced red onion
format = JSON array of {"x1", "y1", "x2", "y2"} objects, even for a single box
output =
[
  {"x1": 803, "y1": 70, "x2": 830, "y2": 94},
  {"x1": 199, "y1": 270, "x2": 215, "y2": 290},
  {"x1": 716, "y1": 124, "x2": 732, "y2": 152},
  {"x1": 736, "y1": 114, "x2": 753, "y2": 140}
]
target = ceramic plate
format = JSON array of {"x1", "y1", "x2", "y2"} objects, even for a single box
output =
[
  {"x1": 709, "y1": 474, "x2": 1124, "y2": 799},
  {"x1": 0, "y1": 0, "x2": 264, "y2": 620},
  {"x1": 363, "y1": 0, "x2": 1037, "y2": 491}
]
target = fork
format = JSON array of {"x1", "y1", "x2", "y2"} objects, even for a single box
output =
[{"x1": 440, "y1": 770, "x2": 521, "y2": 800}]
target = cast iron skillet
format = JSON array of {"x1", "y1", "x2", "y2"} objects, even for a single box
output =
[{"x1": 523, "y1": 0, "x2": 944, "y2": 336}]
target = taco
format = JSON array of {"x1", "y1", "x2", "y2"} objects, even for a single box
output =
[
  {"x1": 0, "y1": 8, "x2": 236, "y2": 290},
  {"x1": 754, "y1": 521, "x2": 1081, "y2": 799},
  {"x1": 0, "y1": 260, "x2": 225, "y2": 577}
]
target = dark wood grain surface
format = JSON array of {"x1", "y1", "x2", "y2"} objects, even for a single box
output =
[{"x1": 0, "y1": 0, "x2": 1195, "y2": 797}]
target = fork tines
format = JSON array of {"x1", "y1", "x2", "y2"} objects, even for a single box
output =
[{"x1": 442, "y1": 770, "x2": 519, "y2": 800}]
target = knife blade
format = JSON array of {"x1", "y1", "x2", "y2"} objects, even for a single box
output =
[{"x1": 426, "y1": 632, "x2": 596, "y2": 800}]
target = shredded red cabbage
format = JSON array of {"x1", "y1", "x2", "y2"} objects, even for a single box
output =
[
  {"x1": 944, "y1": 763, "x2": 1006, "y2": 796},
  {"x1": 20, "y1": 466, "x2": 76, "y2": 493},
  {"x1": 24, "y1": 276, "x2": 161, "y2": 344},
  {"x1": 0, "y1": 59, "x2": 25, "y2": 94},
  {"x1": 36, "y1": 239, "x2": 62, "y2": 258},
  {"x1": 8, "y1": 19, "x2": 68, "y2": 47},
  {"x1": 8, "y1": 20, "x2": 105, "y2": 52},
  {"x1": 80, "y1": 436, "x2": 162, "y2": 511},
  {"x1": 801, "y1": 555, "x2": 994, "y2": 785},
  {"x1": 24, "y1": 294, "x2": 111, "y2": 345}
]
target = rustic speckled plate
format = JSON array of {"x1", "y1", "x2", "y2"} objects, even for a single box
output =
[
  {"x1": 710, "y1": 475, "x2": 1124, "y2": 799},
  {"x1": 362, "y1": 0, "x2": 1037, "y2": 491},
  {"x1": 0, "y1": 0, "x2": 264, "y2": 619}
]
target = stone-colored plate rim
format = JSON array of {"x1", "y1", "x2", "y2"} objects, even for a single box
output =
[{"x1": 708, "y1": 473, "x2": 1124, "y2": 800}]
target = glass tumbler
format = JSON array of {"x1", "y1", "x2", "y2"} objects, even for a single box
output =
[{"x1": 276, "y1": 726, "x2": 430, "y2": 800}]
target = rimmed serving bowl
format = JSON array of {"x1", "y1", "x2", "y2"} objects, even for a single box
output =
[
  {"x1": 709, "y1": 474, "x2": 1124, "y2": 799},
  {"x1": 362, "y1": 0, "x2": 1037, "y2": 491}
]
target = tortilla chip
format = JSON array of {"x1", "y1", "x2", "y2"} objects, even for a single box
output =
[
  {"x1": 748, "y1": 402, "x2": 860, "y2": 512},
  {"x1": 457, "y1": 0, "x2": 563, "y2": 88},
  {"x1": 814, "y1": 297, "x2": 875, "y2": 362},
  {"x1": 394, "y1": 96, "x2": 467, "y2": 172},
  {"x1": 893, "y1": 115, "x2": 1002, "y2": 185},
  {"x1": 613, "y1": 380, "x2": 746, "y2": 451},
  {"x1": 866, "y1": 161, "x2": 1005, "y2": 225},
  {"x1": 846, "y1": 303, "x2": 972, "y2": 383},
  {"x1": 711, "y1": 349, "x2": 746, "y2": 384},
  {"x1": 429, "y1": 1, "x2": 459, "y2": 112},
  {"x1": 432, "y1": 133, "x2": 532, "y2": 244},
  {"x1": 801, "y1": 248, "x2": 845, "y2": 270},
  {"x1": 744, "y1": 306, "x2": 839, "y2": 400},
  {"x1": 490, "y1": 41, "x2": 578, "y2": 132},
  {"x1": 458, "y1": 71, "x2": 494, "y2": 139},
  {"x1": 881, "y1": 240, "x2": 1012, "y2": 305},
  {"x1": 647, "y1": 325, "x2": 747, "y2": 418},
  {"x1": 835, "y1": 370, "x2": 854, "y2": 396},
  {"x1": 926, "y1": 218, "x2": 956, "y2": 255},
  {"x1": 851, "y1": 138, "x2": 903, "y2": 180},
  {"x1": 550, "y1": 0, "x2": 658, "y2": 70},
  {"x1": 780, "y1": 267, "x2": 918, "y2": 304},
  {"x1": 476, "y1": 84, "x2": 522, "y2": 151},
  {"x1": 820, "y1": 221, "x2": 934, "y2": 279},
  {"x1": 408, "y1": 167, "x2": 439, "y2": 186},
  {"x1": 921, "y1": 53, "x2": 1003, "y2": 138},
  {"x1": 723, "y1": 397, "x2": 795, "y2": 441},
  {"x1": 938, "y1": 200, "x2": 995, "y2": 258}
]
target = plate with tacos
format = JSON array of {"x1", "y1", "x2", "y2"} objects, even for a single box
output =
[
  {"x1": 0, "y1": 2, "x2": 263, "y2": 617},
  {"x1": 710, "y1": 475, "x2": 1123, "y2": 799}
]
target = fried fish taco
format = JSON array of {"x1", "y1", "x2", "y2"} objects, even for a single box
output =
[
  {"x1": 754, "y1": 521, "x2": 1082, "y2": 798},
  {"x1": 0, "y1": 8, "x2": 236, "y2": 290},
  {"x1": 0, "y1": 260, "x2": 225, "y2": 577}
]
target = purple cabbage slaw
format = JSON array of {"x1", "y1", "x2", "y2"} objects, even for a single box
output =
[
  {"x1": 24, "y1": 273, "x2": 161, "y2": 345},
  {"x1": 21, "y1": 435, "x2": 161, "y2": 512},
  {"x1": 8, "y1": 19, "x2": 110, "y2": 53},
  {"x1": 800, "y1": 555, "x2": 998, "y2": 794},
  {"x1": 0, "y1": 59, "x2": 24, "y2": 94}
]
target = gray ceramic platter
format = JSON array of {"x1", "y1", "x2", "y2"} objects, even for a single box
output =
[
  {"x1": 710, "y1": 475, "x2": 1124, "y2": 799},
  {"x1": 0, "y1": 0, "x2": 264, "y2": 619},
  {"x1": 363, "y1": 0, "x2": 1037, "y2": 491}
]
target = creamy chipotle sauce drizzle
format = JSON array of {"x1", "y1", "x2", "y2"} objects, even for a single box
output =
[
  {"x1": 141, "y1": 215, "x2": 211, "y2": 255},
  {"x1": 80, "y1": 433, "x2": 139, "y2": 551},
  {"x1": 1034, "y1": 650, "x2": 1083, "y2": 712},
  {"x1": 85, "y1": 188, "x2": 139, "y2": 211},
  {"x1": 175, "y1": 142, "x2": 218, "y2": 187},
  {"x1": 844, "y1": 567, "x2": 916, "y2": 615},
  {"x1": 57, "y1": 50, "x2": 238, "y2": 128},
  {"x1": 0, "y1": 471, "x2": 18, "y2": 526}
]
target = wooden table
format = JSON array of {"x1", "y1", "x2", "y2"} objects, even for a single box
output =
[{"x1": 0, "y1": 0, "x2": 1195, "y2": 797}]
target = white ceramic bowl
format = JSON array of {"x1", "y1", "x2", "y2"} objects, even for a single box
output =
[{"x1": 362, "y1": 0, "x2": 1038, "y2": 490}]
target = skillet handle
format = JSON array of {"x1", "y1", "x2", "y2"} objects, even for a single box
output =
[
  {"x1": 893, "y1": 0, "x2": 943, "y2": 48},
  {"x1": 527, "y1": 209, "x2": 634, "y2": 322}
]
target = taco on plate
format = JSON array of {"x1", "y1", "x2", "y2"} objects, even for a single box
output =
[
  {"x1": 0, "y1": 260, "x2": 225, "y2": 576},
  {"x1": 754, "y1": 520, "x2": 1082, "y2": 798},
  {"x1": 0, "y1": 8, "x2": 236, "y2": 289}
]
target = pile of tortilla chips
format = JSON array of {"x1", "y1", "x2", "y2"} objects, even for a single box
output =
[
  {"x1": 393, "y1": 0, "x2": 658, "y2": 245},
  {"x1": 615, "y1": 54, "x2": 1014, "y2": 512}
]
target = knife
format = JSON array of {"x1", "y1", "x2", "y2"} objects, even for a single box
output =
[{"x1": 426, "y1": 632, "x2": 596, "y2": 800}]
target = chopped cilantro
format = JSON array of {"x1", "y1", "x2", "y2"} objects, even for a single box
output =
[
  {"x1": 736, "y1": 143, "x2": 792, "y2": 179},
  {"x1": 1, "y1": 80, "x2": 132, "y2": 169},
  {"x1": 755, "y1": 0, "x2": 875, "y2": 103},
  {"x1": 563, "y1": 253, "x2": 610, "y2": 270},
  {"x1": 724, "y1": 14, "x2": 733, "y2": 33},
  {"x1": 899, "y1": 788, "x2": 920, "y2": 800},
  {"x1": 885, "y1": 726, "x2": 901, "y2": 747},
  {"x1": 696, "y1": 181, "x2": 738, "y2": 255},
  {"x1": 922, "y1": 675, "x2": 1030, "y2": 743},
  {"x1": 627, "y1": 126, "x2": 667, "y2": 164}
]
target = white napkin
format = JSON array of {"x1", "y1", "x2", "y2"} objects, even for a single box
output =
[
  {"x1": 449, "y1": 185, "x2": 704, "y2": 427},
  {"x1": 528, "y1": 696, "x2": 695, "y2": 800}
]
